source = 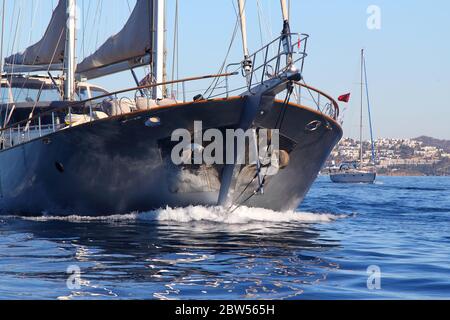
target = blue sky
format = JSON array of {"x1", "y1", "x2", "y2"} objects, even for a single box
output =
[{"x1": 1, "y1": 0, "x2": 450, "y2": 139}]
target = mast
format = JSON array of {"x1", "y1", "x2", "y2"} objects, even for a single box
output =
[
  {"x1": 0, "y1": 0, "x2": 5, "y2": 75},
  {"x1": 238, "y1": 0, "x2": 249, "y2": 58},
  {"x1": 280, "y1": 0, "x2": 289, "y2": 23},
  {"x1": 360, "y1": 49, "x2": 364, "y2": 165},
  {"x1": 237, "y1": 0, "x2": 252, "y2": 78},
  {"x1": 152, "y1": 0, "x2": 166, "y2": 100},
  {"x1": 64, "y1": 0, "x2": 77, "y2": 101},
  {"x1": 280, "y1": 0, "x2": 293, "y2": 65}
]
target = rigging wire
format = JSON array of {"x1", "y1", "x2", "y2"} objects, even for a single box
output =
[
  {"x1": 0, "y1": 0, "x2": 6, "y2": 134},
  {"x1": 8, "y1": 27, "x2": 65, "y2": 129},
  {"x1": 203, "y1": 0, "x2": 241, "y2": 99},
  {"x1": 28, "y1": 0, "x2": 37, "y2": 47},
  {"x1": 85, "y1": 0, "x2": 102, "y2": 55},
  {"x1": 3, "y1": 2, "x2": 22, "y2": 128},
  {"x1": 299, "y1": 77, "x2": 328, "y2": 117},
  {"x1": 255, "y1": 0, "x2": 275, "y2": 57},
  {"x1": 0, "y1": 0, "x2": 13, "y2": 106},
  {"x1": 81, "y1": 0, "x2": 87, "y2": 59},
  {"x1": 170, "y1": 0, "x2": 179, "y2": 97},
  {"x1": 175, "y1": 0, "x2": 180, "y2": 97},
  {"x1": 22, "y1": 29, "x2": 65, "y2": 130},
  {"x1": 94, "y1": 0, "x2": 104, "y2": 53},
  {"x1": 4, "y1": 1, "x2": 11, "y2": 59},
  {"x1": 11, "y1": 1, "x2": 63, "y2": 105},
  {"x1": 363, "y1": 54, "x2": 377, "y2": 164},
  {"x1": 0, "y1": 0, "x2": 5, "y2": 75},
  {"x1": 6, "y1": 5, "x2": 22, "y2": 79},
  {"x1": 4, "y1": 0, "x2": 69, "y2": 127},
  {"x1": 255, "y1": 0, "x2": 265, "y2": 47},
  {"x1": 2, "y1": 0, "x2": 73, "y2": 108},
  {"x1": 266, "y1": 0, "x2": 275, "y2": 44},
  {"x1": 16, "y1": 0, "x2": 40, "y2": 101},
  {"x1": 2, "y1": 0, "x2": 62, "y2": 127}
]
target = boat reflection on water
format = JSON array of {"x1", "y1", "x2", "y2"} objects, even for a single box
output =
[{"x1": 0, "y1": 207, "x2": 343, "y2": 299}]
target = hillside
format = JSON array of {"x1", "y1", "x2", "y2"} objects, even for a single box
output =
[
  {"x1": 326, "y1": 136, "x2": 450, "y2": 176},
  {"x1": 415, "y1": 136, "x2": 450, "y2": 153}
]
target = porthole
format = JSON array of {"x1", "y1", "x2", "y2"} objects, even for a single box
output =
[{"x1": 145, "y1": 117, "x2": 161, "y2": 127}]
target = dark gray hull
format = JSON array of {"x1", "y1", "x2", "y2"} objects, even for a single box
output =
[{"x1": 0, "y1": 98, "x2": 342, "y2": 216}]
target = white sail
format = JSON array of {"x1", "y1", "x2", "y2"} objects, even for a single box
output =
[
  {"x1": 4, "y1": 0, "x2": 67, "y2": 67},
  {"x1": 76, "y1": 0, "x2": 154, "y2": 79}
]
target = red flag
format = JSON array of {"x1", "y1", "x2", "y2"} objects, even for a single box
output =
[{"x1": 338, "y1": 93, "x2": 351, "y2": 103}]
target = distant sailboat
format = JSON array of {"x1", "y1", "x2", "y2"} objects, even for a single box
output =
[
  {"x1": 0, "y1": 0, "x2": 343, "y2": 215},
  {"x1": 330, "y1": 49, "x2": 376, "y2": 184}
]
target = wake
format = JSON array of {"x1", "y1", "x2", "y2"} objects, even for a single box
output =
[{"x1": 16, "y1": 206, "x2": 346, "y2": 224}]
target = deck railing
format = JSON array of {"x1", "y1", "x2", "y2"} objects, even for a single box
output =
[
  {"x1": 0, "y1": 73, "x2": 237, "y2": 150},
  {"x1": 246, "y1": 33, "x2": 309, "y2": 90},
  {"x1": 293, "y1": 82, "x2": 340, "y2": 120},
  {"x1": 225, "y1": 33, "x2": 309, "y2": 96},
  {"x1": 0, "y1": 33, "x2": 340, "y2": 151}
]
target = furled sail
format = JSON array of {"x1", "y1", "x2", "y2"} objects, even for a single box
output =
[
  {"x1": 4, "y1": 0, "x2": 67, "y2": 68},
  {"x1": 76, "y1": 0, "x2": 153, "y2": 79}
]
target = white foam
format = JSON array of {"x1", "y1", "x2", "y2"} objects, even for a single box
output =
[
  {"x1": 144, "y1": 206, "x2": 343, "y2": 224},
  {"x1": 21, "y1": 213, "x2": 143, "y2": 222},
  {"x1": 18, "y1": 206, "x2": 345, "y2": 225}
]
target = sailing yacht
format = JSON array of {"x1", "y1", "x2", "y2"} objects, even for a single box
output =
[
  {"x1": 0, "y1": 0, "x2": 343, "y2": 216},
  {"x1": 330, "y1": 49, "x2": 376, "y2": 184}
]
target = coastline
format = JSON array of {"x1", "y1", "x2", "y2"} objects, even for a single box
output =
[{"x1": 378, "y1": 173, "x2": 450, "y2": 177}]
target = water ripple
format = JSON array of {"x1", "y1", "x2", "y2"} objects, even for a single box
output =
[{"x1": 0, "y1": 176, "x2": 449, "y2": 299}]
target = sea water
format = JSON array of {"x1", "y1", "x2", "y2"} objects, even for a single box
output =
[{"x1": 0, "y1": 176, "x2": 449, "y2": 299}]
